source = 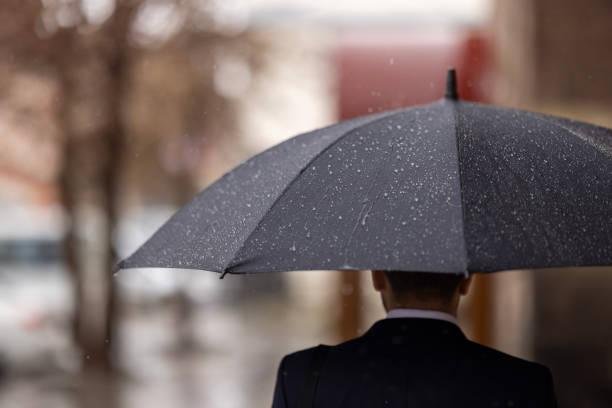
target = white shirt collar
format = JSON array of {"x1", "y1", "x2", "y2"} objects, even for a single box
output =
[{"x1": 386, "y1": 308, "x2": 459, "y2": 326}]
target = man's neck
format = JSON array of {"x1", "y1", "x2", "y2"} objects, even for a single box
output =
[
  {"x1": 386, "y1": 308, "x2": 459, "y2": 325},
  {"x1": 386, "y1": 301, "x2": 458, "y2": 318}
]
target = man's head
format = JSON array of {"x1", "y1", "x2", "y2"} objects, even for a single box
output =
[{"x1": 371, "y1": 270, "x2": 472, "y2": 316}]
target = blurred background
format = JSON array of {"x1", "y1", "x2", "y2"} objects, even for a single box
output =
[{"x1": 1, "y1": 0, "x2": 612, "y2": 407}]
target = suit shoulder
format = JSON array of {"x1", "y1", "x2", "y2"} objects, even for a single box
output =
[
  {"x1": 281, "y1": 337, "x2": 362, "y2": 374},
  {"x1": 465, "y1": 340, "x2": 550, "y2": 373},
  {"x1": 280, "y1": 344, "x2": 332, "y2": 373},
  {"x1": 282, "y1": 336, "x2": 362, "y2": 361},
  {"x1": 282, "y1": 345, "x2": 320, "y2": 366},
  {"x1": 276, "y1": 344, "x2": 333, "y2": 403}
]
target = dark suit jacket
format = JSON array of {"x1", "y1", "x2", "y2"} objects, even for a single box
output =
[{"x1": 273, "y1": 318, "x2": 557, "y2": 407}]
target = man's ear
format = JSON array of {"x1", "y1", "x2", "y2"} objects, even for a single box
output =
[
  {"x1": 459, "y1": 275, "x2": 473, "y2": 296},
  {"x1": 371, "y1": 270, "x2": 387, "y2": 292}
]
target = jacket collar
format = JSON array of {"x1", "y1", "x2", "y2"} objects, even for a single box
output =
[
  {"x1": 386, "y1": 308, "x2": 459, "y2": 326},
  {"x1": 363, "y1": 317, "x2": 466, "y2": 342}
]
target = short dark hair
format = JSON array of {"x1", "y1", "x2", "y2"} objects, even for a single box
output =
[{"x1": 384, "y1": 271, "x2": 464, "y2": 302}]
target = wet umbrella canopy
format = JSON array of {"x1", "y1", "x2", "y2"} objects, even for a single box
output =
[{"x1": 119, "y1": 70, "x2": 612, "y2": 276}]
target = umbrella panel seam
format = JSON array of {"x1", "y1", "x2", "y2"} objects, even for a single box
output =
[
  {"x1": 450, "y1": 101, "x2": 470, "y2": 275},
  {"x1": 224, "y1": 109, "x2": 406, "y2": 273}
]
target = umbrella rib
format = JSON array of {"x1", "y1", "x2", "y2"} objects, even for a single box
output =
[
  {"x1": 450, "y1": 101, "x2": 470, "y2": 275},
  {"x1": 223, "y1": 109, "x2": 408, "y2": 273},
  {"x1": 524, "y1": 111, "x2": 612, "y2": 158},
  {"x1": 476, "y1": 141, "x2": 549, "y2": 258},
  {"x1": 341, "y1": 132, "x2": 401, "y2": 266}
]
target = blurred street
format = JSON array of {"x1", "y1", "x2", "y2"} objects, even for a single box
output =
[{"x1": 0, "y1": 271, "x2": 350, "y2": 408}]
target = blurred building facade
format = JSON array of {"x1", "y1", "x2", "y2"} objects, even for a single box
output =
[{"x1": 494, "y1": 1, "x2": 612, "y2": 406}]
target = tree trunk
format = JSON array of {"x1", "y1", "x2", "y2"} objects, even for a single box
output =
[{"x1": 57, "y1": 3, "x2": 136, "y2": 370}]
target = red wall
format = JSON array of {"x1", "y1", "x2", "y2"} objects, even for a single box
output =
[{"x1": 335, "y1": 28, "x2": 491, "y2": 120}]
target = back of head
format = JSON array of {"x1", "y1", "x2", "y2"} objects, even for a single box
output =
[{"x1": 384, "y1": 271, "x2": 465, "y2": 304}]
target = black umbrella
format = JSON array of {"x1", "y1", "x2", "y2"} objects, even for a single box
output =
[{"x1": 119, "y1": 70, "x2": 612, "y2": 277}]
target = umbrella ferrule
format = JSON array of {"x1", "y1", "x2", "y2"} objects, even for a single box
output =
[{"x1": 445, "y1": 68, "x2": 459, "y2": 100}]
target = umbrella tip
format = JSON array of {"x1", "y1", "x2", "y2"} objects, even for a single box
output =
[
  {"x1": 112, "y1": 261, "x2": 123, "y2": 275},
  {"x1": 445, "y1": 68, "x2": 459, "y2": 100}
]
